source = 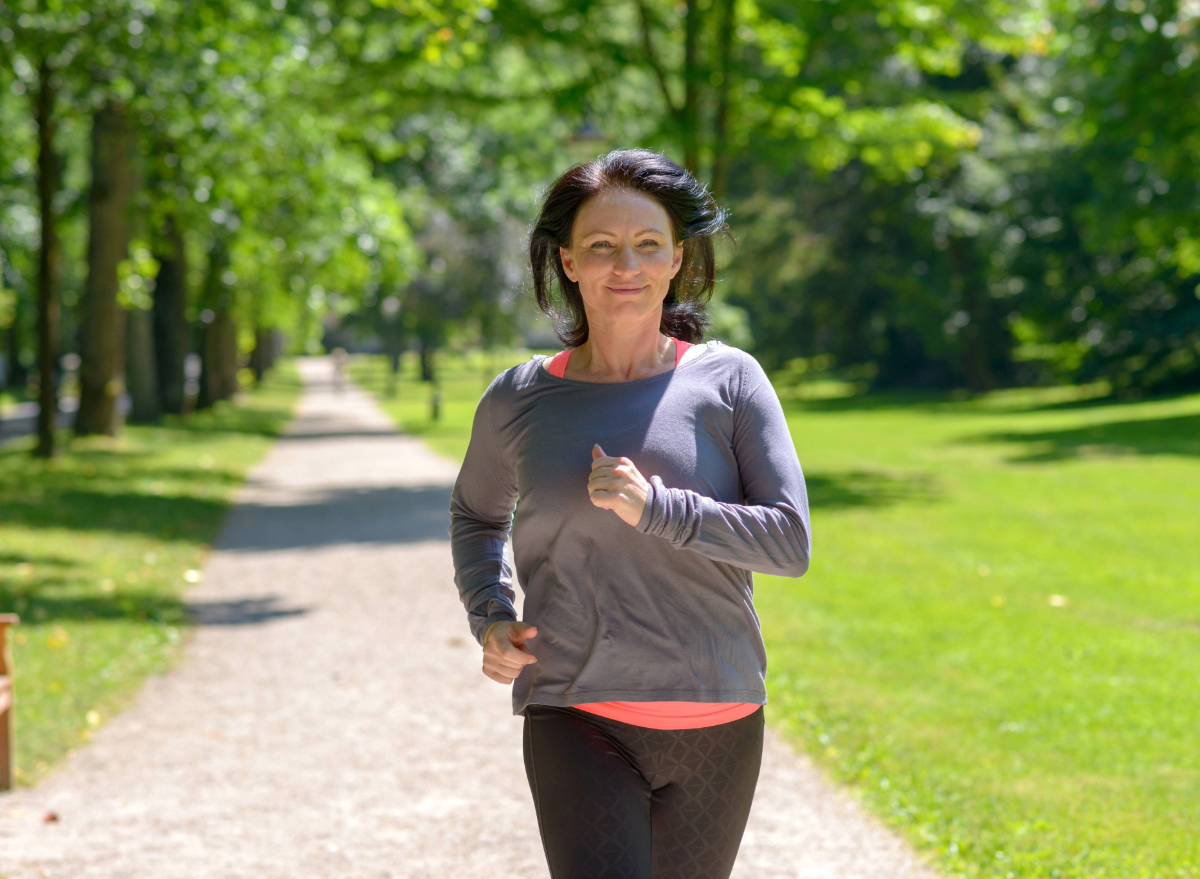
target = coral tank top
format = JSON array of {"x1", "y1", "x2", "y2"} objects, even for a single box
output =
[{"x1": 543, "y1": 336, "x2": 762, "y2": 730}]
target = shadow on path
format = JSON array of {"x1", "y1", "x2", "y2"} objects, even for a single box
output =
[
  {"x1": 217, "y1": 483, "x2": 454, "y2": 551},
  {"x1": 183, "y1": 596, "x2": 311, "y2": 626}
]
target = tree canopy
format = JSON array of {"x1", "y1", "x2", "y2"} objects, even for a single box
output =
[{"x1": 2, "y1": 0, "x2": 1198, "y2": 454}]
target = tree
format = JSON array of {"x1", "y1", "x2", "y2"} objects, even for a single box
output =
[{"x1": 75, "y1": 99, "x2": 137, "y2": 436}]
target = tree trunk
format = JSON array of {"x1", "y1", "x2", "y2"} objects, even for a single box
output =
[
  {"x1": 710, "y1": 0, "x2": 736, "y2": 200},
  {"x1": 216, "y1": 308, "x2": 239, "y2": 399},
  {"x1": 125, "y1": 306, "x2": 159, "y2": 423},
  {"x1": 250, "y1": 324, "x2": 273, "y2": 383},
  {"x1": 152, "y1": 212, "x2": 188, "y2": 415},
  {"x1": 682, "y1": 0, "x2": 700, "y2": 174},
  {"x1": 387, "y1": 349, "x2": 401, "y2": 398},
  {"x1": 196, "y1": 320, "x2": 214, "y2": 411},
  {"x1": 200, "y1": 311, "x2": 238, "y2": 404},
  {"x1": 4, "y1": 289, "x2": 28, "y2": 393},
  {"x1": 268, "y1": 329, "x2": 282, "y2": 370},
  {"x1": 418, "y1": 340, "x2": 435, "y2": 383},
  {"x1": 33, "y1": 58, "x2": 61, "y2": 458},
  {"x1": 76, "y1": 100, "x2": 137, "y2": 437},
  {"x1": 204, "y1": 307, "x2": 239, "y2": 402},
  {"x1": 195, "y1": 237, "x2": 227, "y2": 411},
  {"x1": 947, "y1": 237, "x2": 996, "y2": 392}
]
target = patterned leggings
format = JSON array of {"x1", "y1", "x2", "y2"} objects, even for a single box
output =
[{"x1": 522, "y1": 703, "x2": 764, "y2": 879}]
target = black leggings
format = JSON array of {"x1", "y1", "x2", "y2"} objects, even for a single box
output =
[{"x1": 522, "y1": 704, "x2": 765, "y2": 879}]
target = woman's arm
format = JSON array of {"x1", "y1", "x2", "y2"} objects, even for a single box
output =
[
  {"x1": 633, "y1": 352, "x2": 812, "y2": 577},
  {"x1": 448, "y1": 379, "x2": 521, "y2": 645}
]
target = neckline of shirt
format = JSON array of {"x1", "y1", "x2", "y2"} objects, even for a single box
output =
[{"x1": 535, "y1": 339, "x2": 722, "y2": 387}]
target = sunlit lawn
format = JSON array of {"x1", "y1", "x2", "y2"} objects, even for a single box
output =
[
  {"x1": 759, "y1": 381, "x2": 1200, "y2": 879},
  {"x1": 354, "y1": 348, "x2": 1200, "y2": 879},
  {"x1": 0, "y1": 387, "x2": 32, "y2": 415},
  {"x1": 0, "y1": 360, "x2": 301, "y2": 786},
  {"x1": 347, "y1": 348, "x2": 544, "y2": 462}
]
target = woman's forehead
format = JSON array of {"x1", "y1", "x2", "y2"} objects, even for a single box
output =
[{"x1": 574, "y1": 188, "x2": 672, "y2": 237}]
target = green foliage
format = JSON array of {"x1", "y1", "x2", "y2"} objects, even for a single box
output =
[{"x1": 116, "y1": 243, "x2": 160, "y2": 312}]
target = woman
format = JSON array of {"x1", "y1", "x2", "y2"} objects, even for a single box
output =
[{"x1": 449, "y1": 149, "x2": 811, "y2": 879}]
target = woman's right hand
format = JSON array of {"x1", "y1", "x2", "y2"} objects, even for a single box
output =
[{"x1": 482, "y1": 620, "x2": 538, "y2": 684}]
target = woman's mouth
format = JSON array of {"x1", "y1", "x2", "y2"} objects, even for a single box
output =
[{"x1": 608, "y1": 285, "x2": 645, "y2": 295}]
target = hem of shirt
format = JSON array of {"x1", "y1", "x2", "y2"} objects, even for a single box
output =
[
  {"x1": 512, "y1": 688, "x2": 767, "y2": 716},
  {"x1": 572, "y1": 700, "x2": 763, "y2": 730}
]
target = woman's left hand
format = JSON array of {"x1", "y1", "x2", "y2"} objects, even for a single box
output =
[{"x1": 587, "y1": 444, "x2": 650, "y2": 527}]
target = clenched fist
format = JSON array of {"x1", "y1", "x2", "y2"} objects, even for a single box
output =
[
  {"x1": 481, "y1": 620, "x2": 538, "y2": 684},
  {"x1": 587, "y1": 443, "x2": 649, "y2": 527}
]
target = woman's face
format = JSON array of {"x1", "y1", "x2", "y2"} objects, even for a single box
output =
[{"x1": 559, "y1": 188, "x2": 684, "y2": 328}]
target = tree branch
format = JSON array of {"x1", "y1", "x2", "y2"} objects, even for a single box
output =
[{"x1": 635, "y1": 0, "x2": 680, "y2": 120}]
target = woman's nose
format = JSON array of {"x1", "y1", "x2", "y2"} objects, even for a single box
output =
[{"x1": 612, "y1": 242, "x2": 639, "y2": 275}]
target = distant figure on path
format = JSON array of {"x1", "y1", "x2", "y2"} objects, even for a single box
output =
[
  {"x1": 449, "y1": 149, "x2": 812, "y2": 879},
  {"x1": 330, "y1": 347, "x2": 348, "y2": 393}
]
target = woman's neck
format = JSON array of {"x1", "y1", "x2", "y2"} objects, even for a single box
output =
[{"x1": 571, "y1": 324, "x2": 675, "y2": 383}]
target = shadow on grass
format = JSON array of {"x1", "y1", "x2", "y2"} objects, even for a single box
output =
[
  {"x1": 0, "y1": 549, "x2": 76, "y2": 570},
  {"x1": 154, "y1": 403, "x2": 297, "y2": 439},
  {"x1": 962, "y1": 412, "x2": 1200, "y2": 462},
  {"x1": 774, "y1": 376, "x2": 1200, "y2": 415},
  {"x1": 806, "y1": 470, "x2": 941, "y2": 509},
  {"x1": 2, "y1": 461, "x2": 940, "y2": 546},
  {"x1": 1, "y1": 546, "x2": 310, "y2": 627},
  {"x1": 781, "y1": 389, "x2": 971, "y2": 415},
  {"x1": 3, "y1": 548, "x2": 312, "y2": 630},
  {"x1": 0, "y1": 478, "x2": 462, "y2": 547},
  {"x1": 2, "y1": 587, "x2": 310, "y2": 627},
  {"x1": 0, "y1": 487, "x2": 232, "y2": 543}
]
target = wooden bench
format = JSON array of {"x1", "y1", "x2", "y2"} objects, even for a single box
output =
[{"x1": 0, "y1": 613, "x2": 18, "y2": 791}]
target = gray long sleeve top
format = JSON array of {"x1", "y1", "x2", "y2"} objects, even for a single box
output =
[{"x1": 448, "y1": 340, "x2": 812, "y2": 716}]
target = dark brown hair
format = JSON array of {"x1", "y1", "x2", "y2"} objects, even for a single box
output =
[{"x1": 529, "y1": 148, "x2": 731, "y2": 347}]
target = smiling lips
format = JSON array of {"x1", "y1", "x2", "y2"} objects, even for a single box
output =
[{"x1": 608, "y1": 285, "x2": 646, "y2": 294}]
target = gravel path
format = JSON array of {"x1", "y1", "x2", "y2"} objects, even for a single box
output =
[{"x1": 0, "y1": 356, "x2": 938, "y2": 879}]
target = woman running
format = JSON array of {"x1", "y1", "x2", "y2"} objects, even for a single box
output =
[{"x1": 449, "y1": 148, "x2": 812, "y2": 879}]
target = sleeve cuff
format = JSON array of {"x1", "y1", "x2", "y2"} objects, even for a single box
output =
[
  {"x1": 634, "y1": 475, "x2": 659, "y2": 533},
  {"x1": 474, "y1": 609, "x2": 518, "y2": 646},
  {"x1": 633, "y1": 475, "x2": 702, "y2": 548}
]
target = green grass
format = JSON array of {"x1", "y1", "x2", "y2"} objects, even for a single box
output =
[
  {"x1": 758, "y1": 382, "x2": 1200, "y2": 879},
  {"x1": 353, "y1": 349, "x2": 1200, "y2": 879},
  {"x1": 347, "y1": 349, "x2": 546, "y2": 461},
  {"x1": 0, "y1": 360, "x2": 302, "y2": 786},
  {"x1": 0, "y1": 387, "x2": 31, "y2": 416}
]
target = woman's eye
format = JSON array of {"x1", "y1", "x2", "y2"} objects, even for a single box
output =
[{"x1": 640, "y1": 240, "x2": 660, "y2": 247}]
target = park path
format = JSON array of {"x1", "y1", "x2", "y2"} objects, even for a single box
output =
[{"x1": 0, "y1": 356, "x2": 937, "y2": 879}]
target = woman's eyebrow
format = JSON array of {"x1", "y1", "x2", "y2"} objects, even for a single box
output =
[{"x1": 579, "y1": 227, "x2": 668, "y2": 239}]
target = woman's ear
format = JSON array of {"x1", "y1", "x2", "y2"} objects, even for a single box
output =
[
  {"x1": 669, "y1": 241, "x2": 684, "y2": 279},
  {"x1": 559, "y1": 245, "x2": 578, "y2": 282}
]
